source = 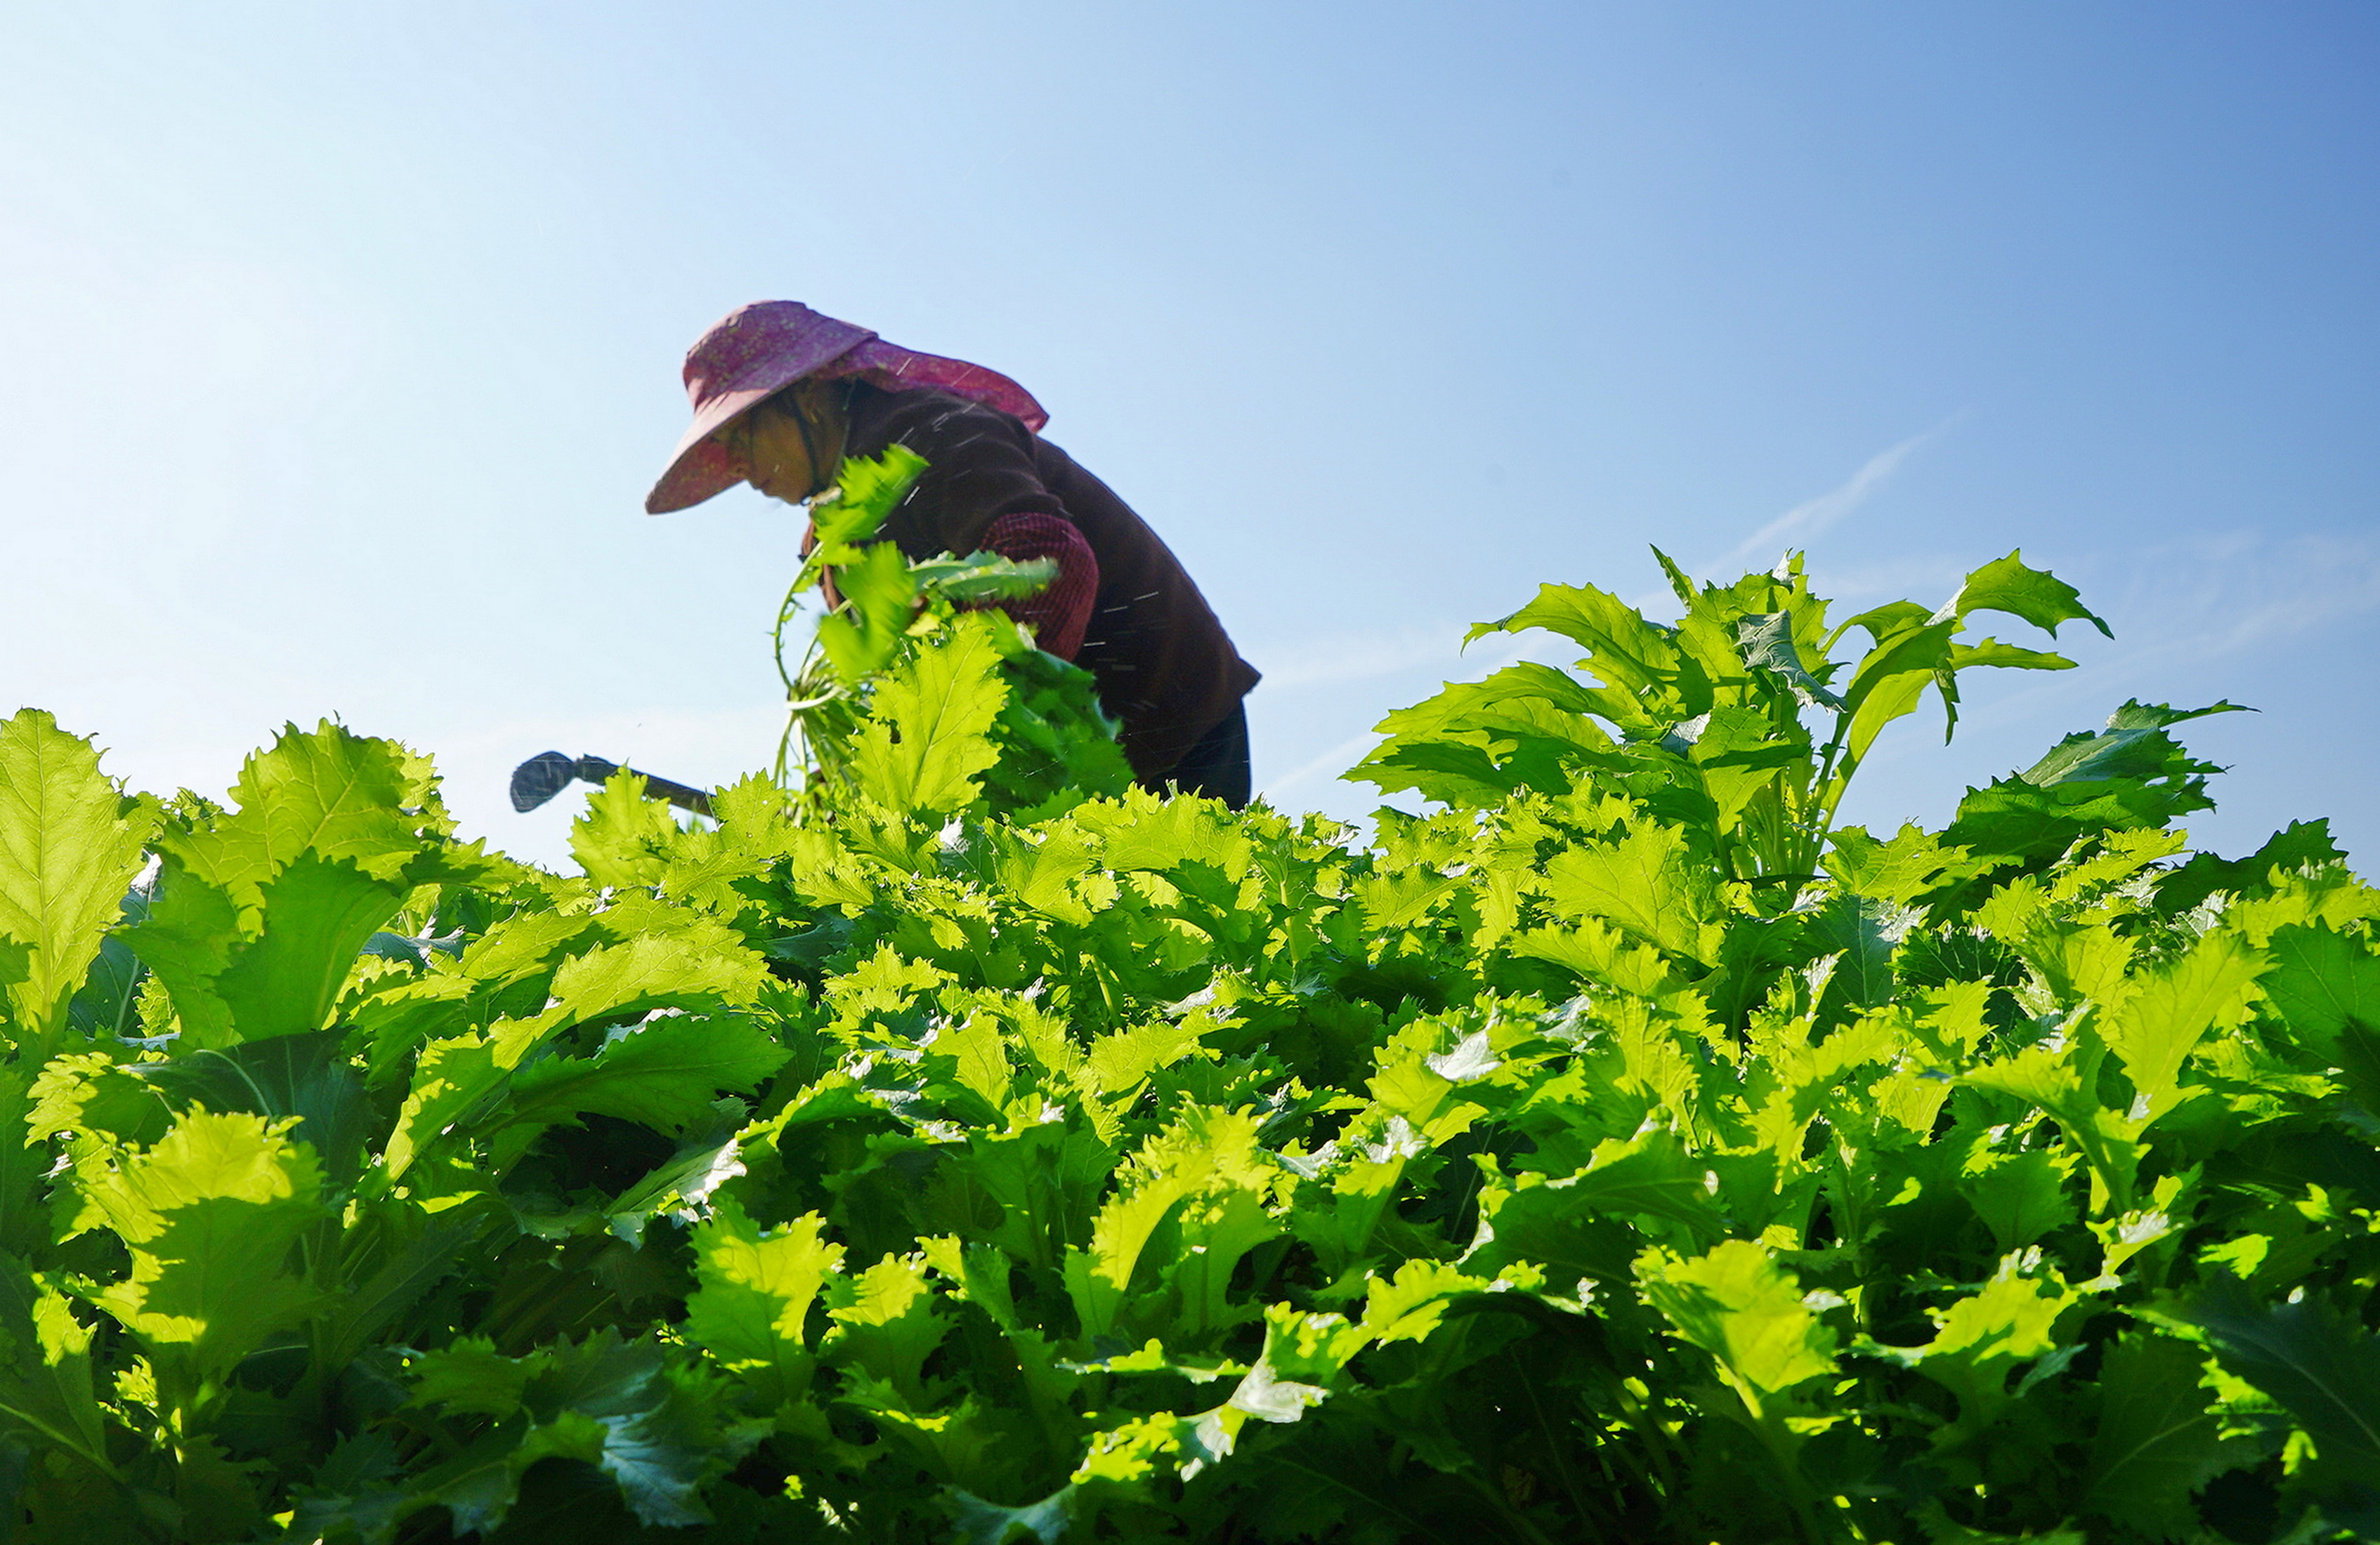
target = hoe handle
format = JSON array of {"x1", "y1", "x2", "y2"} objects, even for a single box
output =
[{"x1": 574, "y1": 756, "x2": 715, "y2": 819}]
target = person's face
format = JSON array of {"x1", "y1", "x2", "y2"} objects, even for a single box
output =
[{"x1": 731, "y1": 397, "x2": 820, "y2": 504}]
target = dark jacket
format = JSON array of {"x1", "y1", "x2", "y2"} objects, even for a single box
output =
[{"x1": 839, "y1": 385, "x2": 1260, "y2": 780}]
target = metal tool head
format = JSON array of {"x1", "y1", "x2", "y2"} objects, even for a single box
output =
[
  {"x1": 509, "y1": 753, "x2": 709, "y2": 818},
  {"x1": 509, "y1": 751, "x2": 580, "y2": 813}
]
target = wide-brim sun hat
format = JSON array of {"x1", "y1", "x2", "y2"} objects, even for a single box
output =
[{"x1": 645, "y1": 301, "x2": 1049, "y2": 514}]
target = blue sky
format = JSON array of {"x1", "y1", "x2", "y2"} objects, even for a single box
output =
[{"x1": 4, "y1": 2, "x2": 2374, "y2": 870}]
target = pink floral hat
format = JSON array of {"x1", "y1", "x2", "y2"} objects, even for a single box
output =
[{"x1": 645, "y1": 301, "x2": 1049, "y2": 514}]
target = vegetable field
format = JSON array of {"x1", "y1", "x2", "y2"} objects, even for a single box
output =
[{"x1": 1, "y1": 492, "x2": 2374, "y2": 1541}]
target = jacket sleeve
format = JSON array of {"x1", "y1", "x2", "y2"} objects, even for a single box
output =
[{"x1": 971, "y1": 512, "x2": 1099, "y2": 660}]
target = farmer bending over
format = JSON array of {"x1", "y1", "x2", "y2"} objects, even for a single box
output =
[{"x1": 646, "y1": 302, "x2": 1259, "y2": 806}]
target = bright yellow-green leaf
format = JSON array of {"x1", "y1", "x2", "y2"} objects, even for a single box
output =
[
  {"x1": 684, "y1": 1199, "x2": 842, "y2": 1409},
  {"x1": 849, "y1": 611, "x2": 1009, "y2": 815},
  {"x1": 1637, "y1": 1240, "x2": 1837, "y2": 1409},
  {"x1": 1541, "y1": 824, "x2": 1722, "y2": 965},
  {"x1": 2103, "y1": 932, "x2": 2266, "y2": 1122},
  {"x1": 0, "y1": 710, "x2": 157, "y2": 1045},
  {"x1": 78, "y1": 1110, "x2": 331, "y2": 1381}
]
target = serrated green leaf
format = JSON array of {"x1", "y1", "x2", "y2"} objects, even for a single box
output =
[
  {"x1": 1467, "y1": 582, "x2": 1692, "y2": 714},
  {"x1": 413, "y1": 1409, "x2": 609, "y2": 1537},
  {"x1": 410, "y1": 1335, "x2": 541, "y2": 1416},
  {"x1": 179, "y1": 721, "x2": 430, "y2": 905},
  {"x1": 1673, "y1": 703, "x2": 1809, "y2": 838},
  {"x1": 66, "y1": 921, "x2": 148, "y2": 1044},
  {"x1": 2084, "y1": 1332, "x2": 2258, "y2": 1543},
  {"x1": 1933, "y1": 551, "x2": 2112, "y2": 638},
  {"x1": 1735, "y1": 612, "x2": 1844, "y2": 709},
  {"x1": 1638, "y1": 1239, "x2": 1836, "y2": 1406},
  {"x1": 1836, "y1": 598, "x2": 1933, "y2": 647},
  {"x1": 0, "y1": 711, "x2": 157, "y2": 1047},
  {"x1": 817, "y1": 539, "x2": 922, "y2": 681},
  {"x1": 1078, "y1": 785, "x2": 1251, "y2": 876},
  {"x1": 411, "y1": 1332, "x2": 761, "y2": 1532},
  {"x1": 1839, "y1": 617, "x2": 1956, "y2": 762},
  {"x1": 2019, "y1": 701, "x2": 2249, "y2": 790},
  {"x1": 1948, "y1": 637, "x2": 2079, "y2": 673},
  {"x1": 382, "y1": 1033, "x2": 502, "y2": 1181},
  {"x1": 910, "y1": 549, "x2": 1059, "y2": 603},
  {"x1": 1961, "y1": 1042, "x2": 2145, "y2": 1211},
  {"x1": 0, "y1": 1070, "x2": 56, "y2": 1260},
  {"x1": 849, "y1": 610, "x2": 1009, "y2": 815},
  {"x1": 824, "y1": 1253, "x2": 949, "y2": 1403},
  {"x1": 25, "y1": 1053, "x2": 169, "y2": 1154},
  {"x1": 1541, "y1": 823, "x2": 1721, "y2": 964},
  {"x1": 1083, "y1": 1015, "x2": 1209, "y2": 1100},
  {"x1": 1343, "y1": 735, "x2": 1522, "y2": 807},
  {"x1": 2192, "y1": 1275, "x2": 2380, "y2": 1491},
  {"x1": 948, "y1": 1483, "x2": 1075, "y2": 1545},
  {"x1": 2102, "y1": 931, "x2": 2265, "y2": 1121},
  {"x1": 122, "y1": 860, "x2": 247, "y2": 1049},
  {"x1": 1064, "y1": 1109, "x2": 1274, "y2": 1343},
  {"x1": 1825, "y1": 824, "x2": 1975, "y2": 907},
  {"x1": 1809, "y1": 892, "x2": 1916, "y2": 1018},
  {"x1": 1876, "y1": 1261, "x2": 2075, "y2": 1431},
  {"x1": 212, "y1": 853, "x2": 410, "y2": 1043},
  {"x1": 2157, "y1": 818, "x2": 2346, "y2": 914},
  {"x1": 684, "y1": 1198, "x2": 841, "y2": 1411},
  {"x1": 0, "y1": 1251, "x2": 117, "y2": 1480},
  {"x1": 582, "y1": 1364, "x2": 762, "y2": 1527},
  {"x1": 504, "y1": 1012, "x2": 789, "y2": 1138},
  {"x1": 386, "y1": 918, "x2": 766, "y2": 1177},
  {"x1": 1361, "y1": 664, "x2": 1609, "y2": 740},
  {"x1": 123, "y1": 1027, "x2": 371, "y2": 1181},
  {"x1": 603, "y1": 1125, "x2": 750, "y2": 1246},
  {"x1": 817, "y1": 444, "x2": 927, "y2": 550},
  {"x1": 2262, "y1": 924, "x2": 2380, "y2": 1065},
  {"x1": 1959, "y1": 1148, "x2": 2079, "y2": 1254},
  {"x1": 1651, "y1": 546, "x2": 1704, "y2": 611},
  {"x1": 1464, "y1": 1129, "x2": 1722, "y2": 1282},
  {"x1": 1352, "y1": 867, "x2": 1468, "y2": 933},
  {"x1": 285, "y1": 1433, "x2": 407, "y2": 1545},
  {"x1": 988, "y1": 824, "x2": 1097, "y2": 925},
  {"x1": 77, "y1": 1110, "x2": 332, "y2": 1381},
  {"x1": 570, "y1": 768, "x2": 684, "y2": 890}
]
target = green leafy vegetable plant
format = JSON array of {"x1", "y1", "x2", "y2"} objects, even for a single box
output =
[
  {"x1": 771, "y1": 448, "x2": 1132, "y2": 820},
  {"x1": 1352, "y1": 548, "x2": 2133, "y2": 898},
  {"x1": 0, "y1": 547, "x2": 2370, "y2": 1544}
]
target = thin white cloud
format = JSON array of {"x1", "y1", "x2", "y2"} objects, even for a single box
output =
[
  {"x1": 1259, "y1": 730, "x2": 1383, "y2": 806},
  {"x1": 1713, "y1": 413, "x2": 1967, "y2": 574},
  {"x1": 1249, "y1": 623, "x2": 1473, "y2": 690},
  {"x1": 2140, "y1": 531, "x2": 2380, "y2": 656}
]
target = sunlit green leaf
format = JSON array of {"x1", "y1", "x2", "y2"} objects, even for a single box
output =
[
  {"x1": 684, "y1": 1197, "x2": 842, "y2": 1410},
  {"x1": 849, "y1": 611, "x2": 1009, "y2": 815},
  {"x1": 77, "y1": 1110, "x2": 332, "y2": 1382},
  {"x1": 0, "y1": 710, "x2": 157, "y2": 1046},
  {"x1": 1933, "y1": 551, "x2": 2112, "y2": 639},
  {"x1": 1638, "y1": 1239, "x2": 1837, "y2": 1405}
]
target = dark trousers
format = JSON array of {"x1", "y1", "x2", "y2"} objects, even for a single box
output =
[{"x1": 1158, "y1": 702, "x2": 1250, "y2": 809}]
